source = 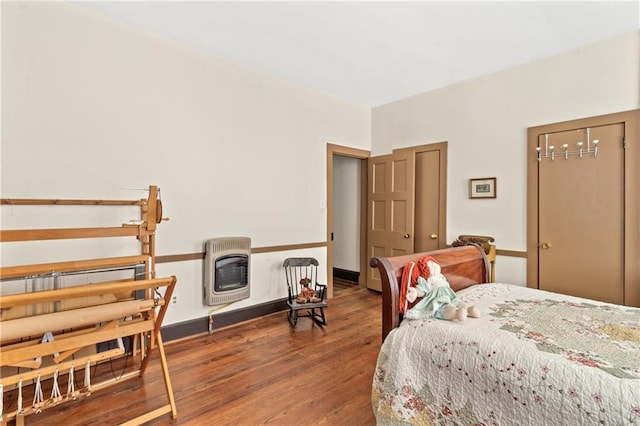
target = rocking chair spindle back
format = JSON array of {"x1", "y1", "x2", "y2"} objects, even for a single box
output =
[{"x1": 283, "y1": 257, "x2": 327, "y2": 327}]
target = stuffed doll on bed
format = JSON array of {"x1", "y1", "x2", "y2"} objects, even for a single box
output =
[{"x1": 399, "y1": 256, "x2": 480, "y2": 321}]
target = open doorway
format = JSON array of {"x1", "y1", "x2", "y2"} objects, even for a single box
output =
[
  {"x1": 326, "y1": 144, "x2": 370, "y2": 298},
  {"x1": 333, "y1": 155, "x2": 362, "y2": 293}
]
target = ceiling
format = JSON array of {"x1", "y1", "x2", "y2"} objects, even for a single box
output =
[{"x1": 75, "y1": 1, "x2": 640, "y2": 107}]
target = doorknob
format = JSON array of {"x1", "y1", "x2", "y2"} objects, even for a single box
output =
[
  {"x1": 430, "y1": 234, "x2": 438, "y2": 239},
  {"x1": 540, "y1": 242, "x2": 551, "y2": 249},
  {"x1": 403, "y1": 234, "x2": 410, "y2": 239}
]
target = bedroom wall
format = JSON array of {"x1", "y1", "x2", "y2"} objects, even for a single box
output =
[
  {"x1": 371, "y1": 30, "x2": 640, "y2": 286},
  {"x1": 0, "y1": 2, "x2": 370, "y2": 325}
]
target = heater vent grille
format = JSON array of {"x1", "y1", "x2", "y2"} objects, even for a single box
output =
[
  {"x1": 203, "y1": 237, "x2": 251, "y2": 306},
  {"x1": 208, "y1": 238, "x2": 251, "y2": 254}
]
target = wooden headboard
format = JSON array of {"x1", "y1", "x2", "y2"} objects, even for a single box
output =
[{"x1": 370, "y1": 245, "x2": 490, "y2": 340}]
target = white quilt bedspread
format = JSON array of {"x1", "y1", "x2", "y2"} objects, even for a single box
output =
[{"x1": 372, "y1": 284, "x2": 640, "y2": 425}]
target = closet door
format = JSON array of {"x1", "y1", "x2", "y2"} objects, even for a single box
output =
[
  {"x1": 538, "y1": 123, "x2": 625, "y2": 304},
  {"x1": 414, "y1": 150, "x2": 442, "y2": 252}
]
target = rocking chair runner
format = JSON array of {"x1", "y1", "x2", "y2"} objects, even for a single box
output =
[{"x1": 283, "y1": 257, "x2": 327, "y2": 326}]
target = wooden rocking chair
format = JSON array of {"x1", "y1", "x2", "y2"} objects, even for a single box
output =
[{"x1": 283, "y1": 257, "x2": 327, "y2": 327}]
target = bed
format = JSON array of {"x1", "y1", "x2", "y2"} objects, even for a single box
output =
[{"x1": 369, "y1": 245, "x2": 640, "y2": 425}]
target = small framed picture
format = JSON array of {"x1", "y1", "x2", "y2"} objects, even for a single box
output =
[{"x1": 469, "y1": 177, "x2": 496, "y2": 199}]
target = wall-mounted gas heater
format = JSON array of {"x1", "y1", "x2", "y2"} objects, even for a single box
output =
[{"x1": 203, "y1": 237, "x2": 251, "y2": 306}]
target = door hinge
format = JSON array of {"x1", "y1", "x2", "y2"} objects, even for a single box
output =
[
  {"x1": 331, "y1": 232, "x2": 334, "y2": 241},
  {"x1": 623, "y1": 136, "x2": 626, "y2": 149}
]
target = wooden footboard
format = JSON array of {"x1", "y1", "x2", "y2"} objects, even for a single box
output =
[{"x1": 370, "y1": 245, "x2": 490, "y2": 340}]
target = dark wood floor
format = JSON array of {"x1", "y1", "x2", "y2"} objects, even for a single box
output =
[{"x1": 13, "y1": 284, "x2": 382, "y2": 425}]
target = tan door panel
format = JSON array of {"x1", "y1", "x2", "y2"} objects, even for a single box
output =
[
  {"x1": 538, "y1": 123, "x2": 624, "y2": 304},
  {"x1": 414, "y1": 150, "x2": 441, "y2": 252},
  {"x1": 367, "y1": 151, "x2": 415, "y2": 291}
]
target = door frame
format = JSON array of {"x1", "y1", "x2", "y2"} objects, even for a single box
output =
[
  {"x1": 526, "y1": 109, "x2": 640, "y2": 306},
  {"x1": 326, "y1": 143, "x2": 370, "y2": 298}
]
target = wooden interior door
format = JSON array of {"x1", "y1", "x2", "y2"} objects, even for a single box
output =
[
  {"x1": 538, "y1": 123, "x2": 625, "y2": 304},
  {"x1": 366, "y1": 151, "x2": 415, "y2": 291},
  {"x1": 414, "y1": 150, "x2": 441, "y2": 252}
]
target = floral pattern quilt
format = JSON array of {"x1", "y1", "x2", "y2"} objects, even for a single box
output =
[{"x1": 372, "y1": 284, "x2": 640, "y2": 425}]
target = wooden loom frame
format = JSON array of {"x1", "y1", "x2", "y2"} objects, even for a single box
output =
[{"x1": 0, "y1": 185, "x2": 178, "y2": 425}]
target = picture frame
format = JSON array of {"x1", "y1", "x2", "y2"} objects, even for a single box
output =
[{"x1": 469, "y1": 177, "x2": 496, "y2": 199}]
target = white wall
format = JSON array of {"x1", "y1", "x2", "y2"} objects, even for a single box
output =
[
  {"x1": 371, "y1": 30, "x2": 640, "y2": 285},
  {"x1": 3, "y1": 2, "x2": 638, "y2": 321},
  {"x1": 1, "y1": 2, "x2": 370, "y2": 324}
]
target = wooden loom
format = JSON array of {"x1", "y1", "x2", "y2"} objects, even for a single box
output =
[{"x1": 0, "y1": 185, "x2": 177, "y2": 425}]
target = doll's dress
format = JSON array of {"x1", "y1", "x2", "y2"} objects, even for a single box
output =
[{"x1": 404, "y1": 275, "x2": 461, "y2": 320}]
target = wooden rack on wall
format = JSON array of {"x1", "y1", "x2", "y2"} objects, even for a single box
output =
[{"x1": 0, "y1": 185, "x2": 178, "y2": 425}]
